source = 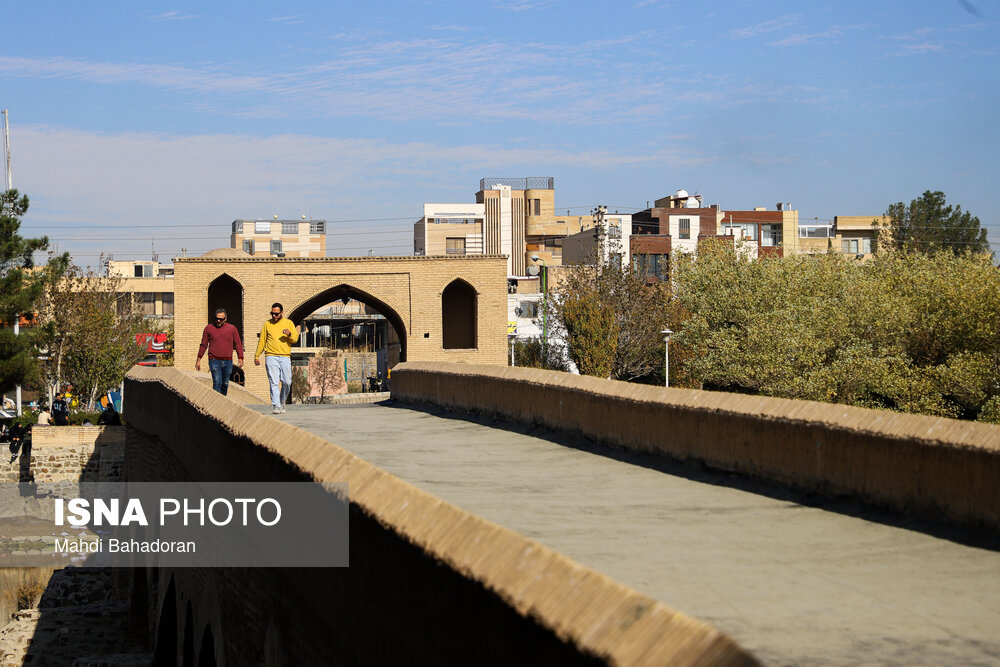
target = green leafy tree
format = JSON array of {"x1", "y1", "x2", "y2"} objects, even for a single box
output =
[
  {"x1": 0, "y1": 190, "x2": 67, "y2": 394},
  {"x1": 875, "y1": 190, "x2": 990, "y2": 256},
  {"x1": 40, "y1": 265, "x2": 148, "y2": 410},
  {"x1": 552, "y1": 263, "x2": 672, "y2": 381},
  {"x1": 671, "y1": 242, "x2": 1000, "y2": 420},
  {"x1": 512, "y1": 338, "x2": 568, "y2": 371}
]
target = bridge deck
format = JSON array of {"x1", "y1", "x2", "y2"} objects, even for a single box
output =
[{"x1": 257, "y1": 401, "x2": 1000, "y2": 666}]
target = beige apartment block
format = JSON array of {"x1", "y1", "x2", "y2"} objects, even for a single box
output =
[
  {"x1": 414, "y1": 204, "x2": 485, "y2": 257},
  {"x1": 231, "y1": 218, "x2": 327, "y2": 258},
  {"x1": 416, "y1": 178, "x2": 617, "y2": 276},
  {"x1": 174, "y1": 249, "x2": 507, "y2": 399},
  {"x1": 834, "y1": 215, "x2": 887, "y2": 260},
  {"x1": 106, "y1": 259, "x2": 175, "y2": 319}
]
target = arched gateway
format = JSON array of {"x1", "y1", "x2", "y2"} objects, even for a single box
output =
[{"x1": 174, "y1": 249, "x2": 507, "y2": 400}]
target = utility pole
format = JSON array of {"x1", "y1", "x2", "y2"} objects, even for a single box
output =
[{"x1": 591, "y1": 204, "x2": 608, "y2": 264}]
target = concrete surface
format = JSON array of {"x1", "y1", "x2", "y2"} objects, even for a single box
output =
[{"x1": 258, "y1": 401, "x2": 1000, "y2": 667}]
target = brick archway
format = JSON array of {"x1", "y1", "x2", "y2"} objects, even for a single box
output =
[
  {"x1": 288, "y1": 283, "x2": 408, "y2": 363},
  {"x1": 174, "y1": 254, "x2": 507, "y2": 400}
]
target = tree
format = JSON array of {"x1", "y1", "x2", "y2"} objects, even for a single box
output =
[
  {"x1": 670, "y1": 242, "x2": 1000, "y2": 420},
  {"x1": 875, "y1": 190, "x2": 990, "y2": 256},
  {"x1": 290, "y1": 365, "x2": 310, "y2": 404},
  {"x1": 552, "y1": 262, "x2": 672, "y2": 382},
  {"x1": 309, "y1": 349, "x2": 345, "y2": 401},
  {"x1": 0, "y1": 190, "x2": 67, "y2": 394},
  {"x1": 40, "y1": 265, "x2": 147, "y2": 410}
]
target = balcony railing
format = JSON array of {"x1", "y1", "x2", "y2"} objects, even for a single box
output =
[{"x1": 479, "y1": 177, "x2": 554, "y2": 191}]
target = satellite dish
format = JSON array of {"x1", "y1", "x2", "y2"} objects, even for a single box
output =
[{"x1": 527, "y1": 265, "x2": 540, "y2": 276}]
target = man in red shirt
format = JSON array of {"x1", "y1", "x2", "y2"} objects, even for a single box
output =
[{"x1": 196, "y1": 308, "x2": 245, "y2": 395}]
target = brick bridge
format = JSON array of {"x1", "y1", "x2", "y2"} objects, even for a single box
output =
[{"x1": 10, "y1": 363, "x2": 1000, "y2": 665}]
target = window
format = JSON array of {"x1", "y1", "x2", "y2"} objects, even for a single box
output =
[
  {"x1": 532, "y1": 199, "x2": 541, "y2": 216},
  {"x1": 243, "y1": 240, "x2": 254, "y2": 255},
  {"x1": 842, "y1": 237, "x2": 872, "y2": 254},
  {"x1": 762, "y1": 224, "x2": 782, "y2": 247},
  {"x1": 446, "y1": 238, "x2": 466, "y2": 255},
  {"x1": 310, "y1": 220, "x2": 325, "y2": 234},
  {"x1": 139, "y1": 293, "x2": 156, "y2": 316},
  {"x1": 255, "y1": 220, "x2": 270, "y2": 234},
  {"x1": 133, "y1": 264, "x2": 152, "y2": 277},
  {"x1": 232, "y1": 221, "x2": 243, "y2": 233},
  {"x1": 723, "y1": 223, "x2": 757, "y2": 241},
  {"x1": 799, "y1": 226, "x2": 832, "y2": 238},
  {"x1": 632, "y1": 253, "x2": 668, "y2": 281},
  {"x1": 679, "y1": 218, "x2": 691, "y2": 240},
  {"x1": 161, "y1": 293, "x2": 174, "y2": 316},
  {"x1": 282, "y1": 221, "x2": 298, "y2": 235},
  {"x1": 270, "y1": 240, "x2": 282, "y2": 254},
  {"x1": 518, "y1": 301, "x2": 540, "y2": 318}
]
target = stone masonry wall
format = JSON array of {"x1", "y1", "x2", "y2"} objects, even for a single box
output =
[{"x1": 1, "y1": 426, "x2": 124, "y2": 483}]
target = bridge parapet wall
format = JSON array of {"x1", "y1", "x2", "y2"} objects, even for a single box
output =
[
  {"x1": 123, "y1": 366, "x2": 756, "y2": 666},
  {"x1": 392, "y1": 362, "x2": 1000, "y2": 532}
]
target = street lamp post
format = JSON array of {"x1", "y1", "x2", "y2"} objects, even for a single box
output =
[
  {"x1": 531, "y1": 254, "x2": 547, "y2": 354},
  {"x1": 661, "y1": 329, "x2": 673, "y2": 388}
]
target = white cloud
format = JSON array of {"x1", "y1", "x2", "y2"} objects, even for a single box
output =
[
  {"x1": 767, "y1": 24, "x2": 867, "y2": 48},
  {"x1": 492, "y1": 0, "x2": 560, "y2": 11},
  {"x1": 149, "y1": 11, "x2": 198, "y2": 21},
  {"x1": 0, "y1": 35, "x2": 692, "y2": 126},
  {"x1": 633, "y1": 0, "x2": 675, "y2": 7},
  {"x1": 14, "y1": 125, "x2": 708, "y2": 259},
  {"x1": 898, "y1": 41, "x2": 946, "y2": 54},
  {"x1": 731, "y1": 15, "x2": 803, "y2": 39}
]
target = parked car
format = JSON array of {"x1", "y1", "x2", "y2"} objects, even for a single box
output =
[{"x1": 136, "y1": 354, "x2": 160, "y2": 367}]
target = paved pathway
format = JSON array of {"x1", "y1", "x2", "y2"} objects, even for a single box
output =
[{"x1": 258, "y1": 401, "x2": 1000, "y2": 666}]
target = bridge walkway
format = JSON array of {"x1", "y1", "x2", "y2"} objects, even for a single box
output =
[{"x1": 254, "y1": 401, "x2": 1000, "y2": 666}]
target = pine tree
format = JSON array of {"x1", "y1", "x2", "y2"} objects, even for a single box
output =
[
  {"x1": 0, "y1": 190, "x2": 67, "y2": 393},
  {"x1": 876, "y1": 191, "x2": 990, "y2": 256}
]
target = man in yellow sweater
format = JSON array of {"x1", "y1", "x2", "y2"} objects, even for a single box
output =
[{"x1": 254, "y1": 302, "x2": 300, "y2": 414}]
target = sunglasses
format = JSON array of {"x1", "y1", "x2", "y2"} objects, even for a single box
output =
[{"x1": 270, "y1": 312, "x2": 282, "y2": 316}]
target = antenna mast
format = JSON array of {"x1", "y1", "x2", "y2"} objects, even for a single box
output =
[{"x1": 2, "y1": 110, "x2": 12, "y2": 190}]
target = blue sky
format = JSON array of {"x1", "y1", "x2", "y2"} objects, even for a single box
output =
[{"x1": 2, "y1": 0, "x2": 998, "y2": 264}]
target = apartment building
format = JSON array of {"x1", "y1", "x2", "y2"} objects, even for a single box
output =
[
  {"x1": 630, "y1": 190, "x2": 805, "y2": 281},
  {"x1": 833, "y1": 215, "x2": 886, "y2": 259},
  {"x1": 106, "y1": 259, "x2": 175, "y2": 319},
  {"x1": 415, "y1": 177, "x2": 611, "y2": 276},
  {"x1": 561, "y1": 209, "x2": 632, "y2": 268},
  {"x1": 413, "y1": 204, "x2": 485, "y2": 257},
  {"x1": 231, "y1": 218, "x2": 327, "y2": 257},
  {"x1": 630, "y1": 190, "x2": 726, "y2": 281}
]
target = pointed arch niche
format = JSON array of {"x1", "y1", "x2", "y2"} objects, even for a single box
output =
[
  {"x1": 442, "y1": 279, "x2": 477, "y2": 349},
  {"x1": 207, "y1": 274, "x2": 244, "y2": 343}
]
